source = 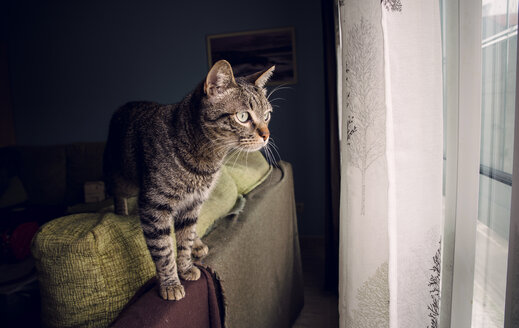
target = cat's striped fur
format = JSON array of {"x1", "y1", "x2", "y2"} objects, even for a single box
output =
[{"x1": 103, "y1": 60, "x2": 274, "y2": 300}]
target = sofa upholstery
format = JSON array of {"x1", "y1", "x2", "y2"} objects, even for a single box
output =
[
  {"x1": 112, "y1": 162, "x2": 304, "y2": 328},
  {"x1": 0, "y1": 143, "x2": 304, "y2": 327}
]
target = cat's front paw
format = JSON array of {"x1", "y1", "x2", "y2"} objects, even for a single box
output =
[
  {"x1": 159, "y1": 283, "x2": 185, "y2": 301},
  {"x1": 180, "y1": 266, "x2": 201, "y2": 281},
  {"x1": 192, "y1": 243, "x2": 209, "y2": 259}
]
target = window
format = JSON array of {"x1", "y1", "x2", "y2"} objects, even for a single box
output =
[
  {"x1": 441, "y1": 0, "x2": 518, "y2": 326},
  {"x1": 473, "y1": 1, "x2": 517, "y2": 327}
]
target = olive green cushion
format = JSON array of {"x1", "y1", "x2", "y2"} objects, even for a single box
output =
[
  {"x1": 198, "y1": 166, "x2": 237, "y2": 234},
  {"x1": 32, "y1": 213, "x2": 154, "y2": 327},
  {"x1": 31, "y1": 154, "x2": 270, "y2": 327},
  {"x1": 225, "y1": 151, "x2": 272, "y2": 195}
]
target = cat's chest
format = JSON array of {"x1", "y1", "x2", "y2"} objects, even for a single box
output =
[
  {"x1": 181, "y1": 170, "x2": 220, "y2": 199},
  {"x1": 173, "y1": 172, "x2": 219, "y2": 213}
]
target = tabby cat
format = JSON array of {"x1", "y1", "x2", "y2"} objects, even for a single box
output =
[{"x1": 103, "y1": 60, "x2": 275, "y2": 300}]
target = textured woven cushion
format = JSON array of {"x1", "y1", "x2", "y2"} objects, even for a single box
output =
[
  {"x1": 32, "y1": 166, "x2": 239, "y2": 327},
  {"x1": 32, "y1": 213, "x2": 154, "y2": 327},
  {"x1": 32, "y1": 152, "x2": 270, "y2": 327}
]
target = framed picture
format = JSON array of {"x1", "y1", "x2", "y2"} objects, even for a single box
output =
[{"x1": 207, "y1": 27, "x2": 297, "y2": 85}]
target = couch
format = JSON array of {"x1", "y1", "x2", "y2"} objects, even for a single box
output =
[{"x1": 0, "y1": 142, "x2": 304, "y2": 327}]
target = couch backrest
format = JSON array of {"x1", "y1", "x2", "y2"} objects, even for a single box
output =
[
  {"x1": 64, "y1": 143, "x2": 105, "y2": 204},
  {"x1": 0, "y1": 142, "x2": 105, "y2": 206}
]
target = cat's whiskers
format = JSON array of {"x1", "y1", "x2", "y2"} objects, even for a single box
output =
[
  {"x1": 220, "y1": 148, "x2": 241, "y2": 162},
  {"x1": 269, "y1": 148, "x2": 279, "y2": 168},
  {"x1": 245, "y1": 149, "x2": 250, "y2": 173},
  {"x1": 208, "y1": 136, "x2": 235, "y2": 146},
  {"x1": 262, "y1": 138, "x2": 281, "y2": 168},
  {"x1": 223, "y1": 148, "x2": 243, "y2": 166},
  {"x1": 209, "y1": 140, "x2": 235, "y2": 151},
  {"x1": 238, "y1": 139, "x2": 265, "y2": 153},
  {"x1": 209, "y1": 147, "x2": 231, "y2": 158},
  {"x1": 209, "y1": 137, "x2": 259, "y2": 161},
  {"x1": 263, "y1": 146, "x2": 271, "y2": 165},
  {"x1": 265, "y1": 146, "x2": 274, "y2": 165},
  {"x1": 230, "y1": 148, "x2": 245, "y2": 171},
  {"x1": 207, "y1": 138, "x2": 238, "y2": 156},
  {"x1": 268, "y1": 97, "x2": 286, "y2": 104},
  {"x1": 268, "y1": 138, "x2": 282, "y2": 162},
  {"x1": 267, "y1": 83, "x2": 292, "y2": 100}
]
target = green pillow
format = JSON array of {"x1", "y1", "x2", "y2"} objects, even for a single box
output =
[
  {"x1": 198, "y1": 166, "x2": 237, "y2": 235},
  {"x1": 31, "y1": 167, "x2": 238, "y2": 327},
  {"x1": 224, "y1": 151, "x2": 271, "y2": 195},
  {"x1": 32, "y1": 213, "x2": 154, "y2": 327}
]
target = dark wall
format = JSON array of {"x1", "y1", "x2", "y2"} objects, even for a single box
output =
[{"x1": 5, "y1": 0, "x2": 326, "y2": 236}]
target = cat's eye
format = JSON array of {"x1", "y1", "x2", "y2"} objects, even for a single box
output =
[
  {"x1": 264, "y1": 112, "x2": 271, "y2": 121},
  {"x1": 236, "y1": 111, "x2": 250, "y2": 123}
]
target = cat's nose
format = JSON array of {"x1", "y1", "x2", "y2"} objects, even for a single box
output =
[{"x1": 258, "y1": 127, "x2": 270, "y2": 141}]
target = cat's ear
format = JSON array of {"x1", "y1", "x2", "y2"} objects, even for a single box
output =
[
  {"x1": 204, "y1": 60, "x2": 237, "y2": 97},
  {"x1": 246, "y1": 66, "x2": 276, "y2": 88}
]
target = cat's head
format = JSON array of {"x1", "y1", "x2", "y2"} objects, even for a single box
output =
[{"x1": 200, "y1": 60, "x2": 275, "y2": 153}]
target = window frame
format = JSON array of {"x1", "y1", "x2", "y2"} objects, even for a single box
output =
[
  {"x1": 441, "y1": 0, "x2": 483, "y2": 327},
  {"x1": 442, "y1": 1, "x2": 519, "y2": 327}
]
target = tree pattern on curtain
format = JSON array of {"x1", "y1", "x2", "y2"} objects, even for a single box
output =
[
  {"x1": 339, "y1": 1, "x2": 442, "y2": 327},
  {"x1": 427, "y1": 241, "x2": 441, "y2": 328},
  {"x1": 344, "y1": 17, "x2": 385, "y2": 216},
  {"x1": 346, "y1": 262, "x2": 390, "y2": 328},
  {"x1": 381, "y1": 0, "x2": 402, "y2": 12}
]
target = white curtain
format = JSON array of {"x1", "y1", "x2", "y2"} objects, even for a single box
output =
[{"x1": 338, "y1": 1, "x2": 443, "y2": 327}]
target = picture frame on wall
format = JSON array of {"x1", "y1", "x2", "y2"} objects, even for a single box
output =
[{"x1": 206, "y1": 27, "x2": 297, "y2": 85}]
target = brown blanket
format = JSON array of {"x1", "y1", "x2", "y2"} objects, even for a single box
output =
[{"x1": 111, "y1": 265, "x2": 224, "y2": 328}]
